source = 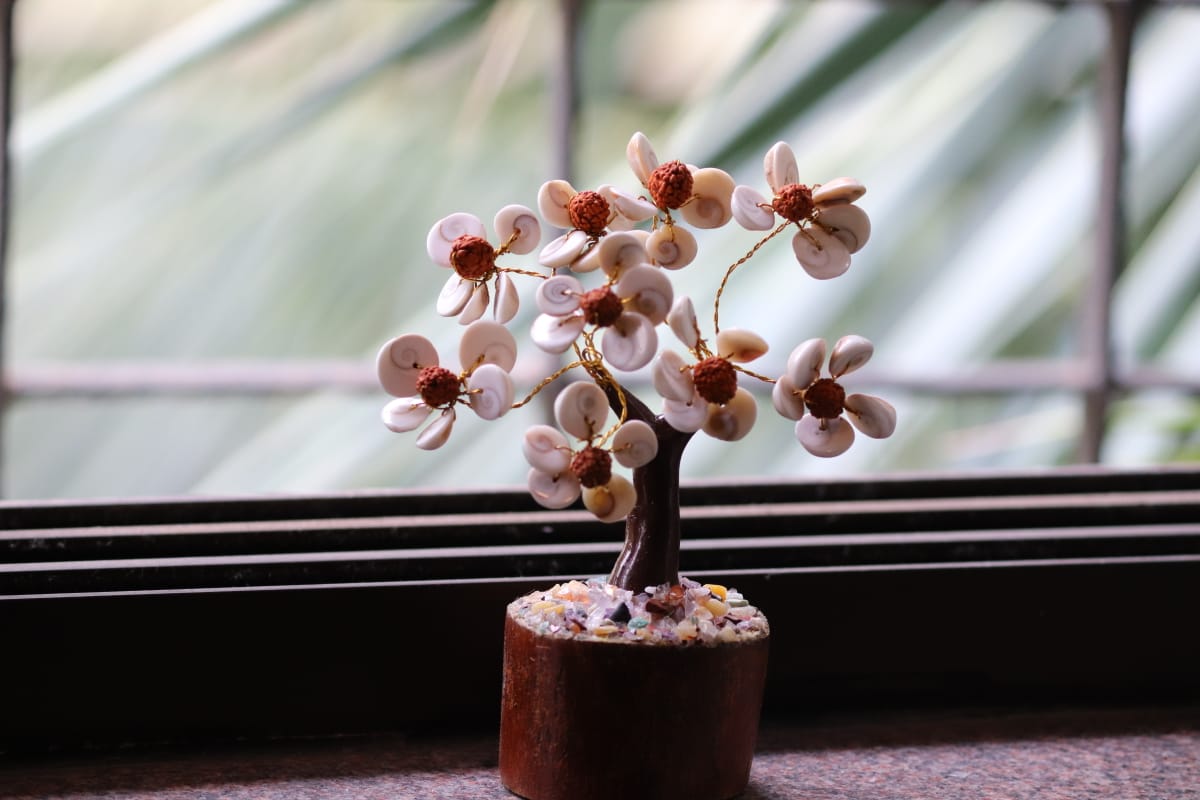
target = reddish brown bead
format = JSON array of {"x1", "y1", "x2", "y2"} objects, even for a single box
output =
[
  {"x1": 647, "y1": 160, "x2": 694, "y2": 210},
  {"x1": 772, "y1": 183, "x2": 814, "y2": 223},
  {"x1": 804, "y1": 377, "x2": 846, "y2": 419},
  {"x1": 449, "y1": 234, "x2": 496, "y2": 281},
  {"x1": 570, "y1": 446, "x2": 613, "y2": 489},
  {"x1": 415, "y1": 366, "x2": 460, "y2": 408},
  {"x1": 692, "y1": 356, "x2": 738, "y2": 405},
  {"x1": 567, "y1": 190, "x2": 611, "y2": 237},
  {"x1": 579, "y1": 287, "x2": 624, "y2": 328}
]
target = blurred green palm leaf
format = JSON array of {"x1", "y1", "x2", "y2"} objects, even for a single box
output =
[{"x1": 6, "y1": 0, "x2": 1198, "y2": 499}]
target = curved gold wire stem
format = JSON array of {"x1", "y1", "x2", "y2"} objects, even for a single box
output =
[
  {"x1": 712, "y1": 220, "x2": 790, "y2": 335},
  {"x1": 511, "y1": 359, "x2": 586, "y2": 409},
  {"x1": 495, "y1": 230, "x2": 521, "y2": 257},
  {"x1": 733, "y1": 363, "x2": 777, "y2": 385},
  {"x1": 497, "y1": 266, "x2": 548, "y2": 280},
  {"x1": 573, "y1": 333, "x2": 628, "y2": 446},
  {"x1": 507, "y1": 327, "x2": 630, "y2": 446}
]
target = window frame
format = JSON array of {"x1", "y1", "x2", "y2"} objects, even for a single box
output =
[
  {"x1": 2, "y1": 465, "x2": 1198, "y2": 752},
  {"x1": 0, "y1": 1, "x2": 1196, "y2": 478}
]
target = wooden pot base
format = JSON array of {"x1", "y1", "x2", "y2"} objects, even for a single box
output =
[{"x1": 499, "y1": 606, "x2": 770, "y2": 800}]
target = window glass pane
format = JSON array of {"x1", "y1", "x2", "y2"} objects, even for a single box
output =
[
  {"x1": 1115, "y1": 7, "x2": 1200, "y2": 386},
  {"x1": 6, "y1": 1, "x2": 1198, "y2": 500}
]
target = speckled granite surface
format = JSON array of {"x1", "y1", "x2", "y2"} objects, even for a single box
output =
[{"x1": 2, "y1": 707, "x2": 1197, "y2": 800}]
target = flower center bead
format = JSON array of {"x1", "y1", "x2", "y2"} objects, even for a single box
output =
[
  {"x1": 449, "y1": 235, "x2": 496, "y2": 281},
  {"x1": 415, "y1": 366, "x2": 461, "y2": 408},
  {"x1": 804, "y1": 378, "x2": 846, "y2": 419},
  {"x1": 579, "y1": 286, "x2": 624, "y2": 328},
  {"x1": 772, "y1": 183, "x2": 814, "y2": 224},
  {"x1": 692, "y1": 356, "x2": 738, "y2": 405},
  {"x1": 647, "y1": 160, "x2": 694, "y2": 210},
  {"x1": 570, "y1": 445, "x2": 613, "y2": 489},
  {"x1": 567, "y1": 190, "x2": 611, "y2": 237}
]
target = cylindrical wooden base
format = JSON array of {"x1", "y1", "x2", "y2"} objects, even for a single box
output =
[{"x1": 499, "y1": 609, "x2": 769, "y2": 800}]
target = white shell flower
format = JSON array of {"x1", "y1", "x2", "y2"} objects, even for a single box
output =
[
  {"x1": 619, "y1": 132, "x2": 738, "y2": 272},
  {"x1": 654, "y1": 296, "x2": 769, "y2": 440},
  {"x1": 691, "y1": 330, "x2": 769, "y2": 442},
  {"x1": 537, "y1": 180, "x2": 654, "y2": 271},
  {"x1": 730, "y1": 141, "x2": 870, "y2": 281},
  {"x1": 376, "y1": 321, "x2": 518, "y2": 450},
  {"x1": 521, "y1": 380, "x2": 648, "y2": 522},
  {"x1": 529, "y1": 269, "x2": 669, "y2": 372},
  {"x1": 625, "y1": 132, "x2": 735, "y2": 230},
  {"x1": 775, "y1": 335, "x2": 896, "y2": 458},
  {"x1": 427, "y1": 207, "x2": 540, "y2": 325}
]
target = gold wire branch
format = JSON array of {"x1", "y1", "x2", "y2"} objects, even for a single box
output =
[
  {"x1": 573, "y1": 334, "x2": 629, "y2": 446},
  {"x1": 733, "y1": 363, "x2": 776, "y2": 385},
  {"x1": 497, "y1": 266, "x2": 548, "y2": 280},
  {"x1": 495, "y1": 229, "x2": 521, "y2": 256},
  {"x1": 511, "y1": 359, "x2": 585, "y2": 409},
  {"x1": 713, "y1": 220, "x2": 790, "y2": 335}
]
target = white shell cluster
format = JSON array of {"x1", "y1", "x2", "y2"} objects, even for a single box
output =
[
  {"x1": 626, "y1": 132, "x2": 736, "y2": 232},
  {"x1": 376, "y1": 321, "x2": 518, "y2": 451},
  {"x1": 522, "y1": 380, "x2": 658, "y2": 523},
  {"x1": 730, "y1": 141, "x2": 871, "y2": 281},
  {"x1": 653, "y1": 298, "x2": 769, "y2": 442},
  {"x1": 529, "y1": 245, "x2": 673, "y2": 373},
  {"x1": 382, "y1": 130, "x2": 897, "y2": 515},
  {"x1": 536, "y1": 180, "x2": 658, "y2": 272},
  {"x1": 774, "y1": 335, "x2": 897, "y2": 458},
  {"x1": 426, "y1": 208, "x2": 541, "y2": 325}
]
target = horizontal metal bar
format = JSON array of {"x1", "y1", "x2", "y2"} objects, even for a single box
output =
[
  {"x1": 2, "y1": 524, "x2": 1195, "y2": 595},
  {"x1": 5, "y1": 358, "x2": 1199, "y2": 397},
  {"x1": 8, "y1": 551, "x2": 1200, "y2": 604},
  {"x1": 6, "y1": 521, "x2": 1197, "y2": 571},
  {"x1": 4, "y1": 488, "x2": 1197, "y2": 560},
  {"x1": 4, "y1": 464, "x2": 1197, "y2": 531},
  {"x1": 4, "y1": 360, "x2": 381, "y2": 395}
]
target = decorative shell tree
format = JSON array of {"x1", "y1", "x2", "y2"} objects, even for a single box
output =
[{"x1": 377, "y1": 133, "x2": 893, "y2": 800}]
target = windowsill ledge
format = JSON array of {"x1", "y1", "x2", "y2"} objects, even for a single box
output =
[{"x1": 3, "y1": 705, "x2": 1196, "y2": 799}]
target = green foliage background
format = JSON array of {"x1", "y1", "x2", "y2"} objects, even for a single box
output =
[{"x1": 6, "y1": 0, "x2": 1199, "y2": 499}]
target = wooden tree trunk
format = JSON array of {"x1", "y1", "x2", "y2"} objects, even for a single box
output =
[
  {"x1": 599, "y1": 383, "x2": 694, "y2": 591},
  {"x1": 607, "y1": 416, "x2": 692, "y2": 590}
]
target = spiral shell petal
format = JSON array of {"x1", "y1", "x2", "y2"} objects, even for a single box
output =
[
  {"x1": 426, "y1": 213, "x2": 486, "y2": 268},
  {"x1": 459, "y1": 319, "x2": 518, "y2": 373},
  {"x1": 528, "y1": 468, "x2": 581, "y2": 510},
  {"x1": 381, "y1": 396, "x2": 432, "y2": 433},
  {"x1": 702, "y1": 387, "x2": 758, "y2": 442},
  {"x1": 645, "y1": 224, "x2": 697, "y2": 270},
  {"x1": 522, "y1": 425, "x2": 573, "y2": 474},
  {"x1": 415, "y1": 408, "x2": 456, "y2": 451},
  {"x1": 601, "y1": 312, "x2": 658, "y2": 372},
  {"x1": 536, "y1": 180, "x2": 576, "y2": 229},
  {"x1": 466, "y1": 363, "x2": 514, "y2": 421},
  {"x1": 493, "y1": 204, "x2": 542, "y2": 255},
  {"x1": 678, "y1": 167, "x2": 735, "y2": 229},
  {"x1": 612, "y1": 420, "x2": 658, "y2": 468},
  {"x1": 829, "y1": 334, "x2": 874, "y2": 378},
  {"x1": 763, "y1": 141, "x2": 799, "y2": 195},
  {"x1": 792, "y1": 226, "x2": 851, "y2": 280},
  {"x1": 554, "y1": 380, "x2": 610, "y2": 440},
  {"x1": 786, "y1": 338, "x2": 826, "y2": 390},
  {"x1": 795, "y1": 415, "x2": 855, "y2": 458},
  {"x1": 377, "y1": 334, "x2": 439, "y2": 397},
  {"x1": 845, "y1": 393, "x2": 896, "y2": 439},
  {"x1": 583, "y1": 474, "x2": 636, "y2": 523}
]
